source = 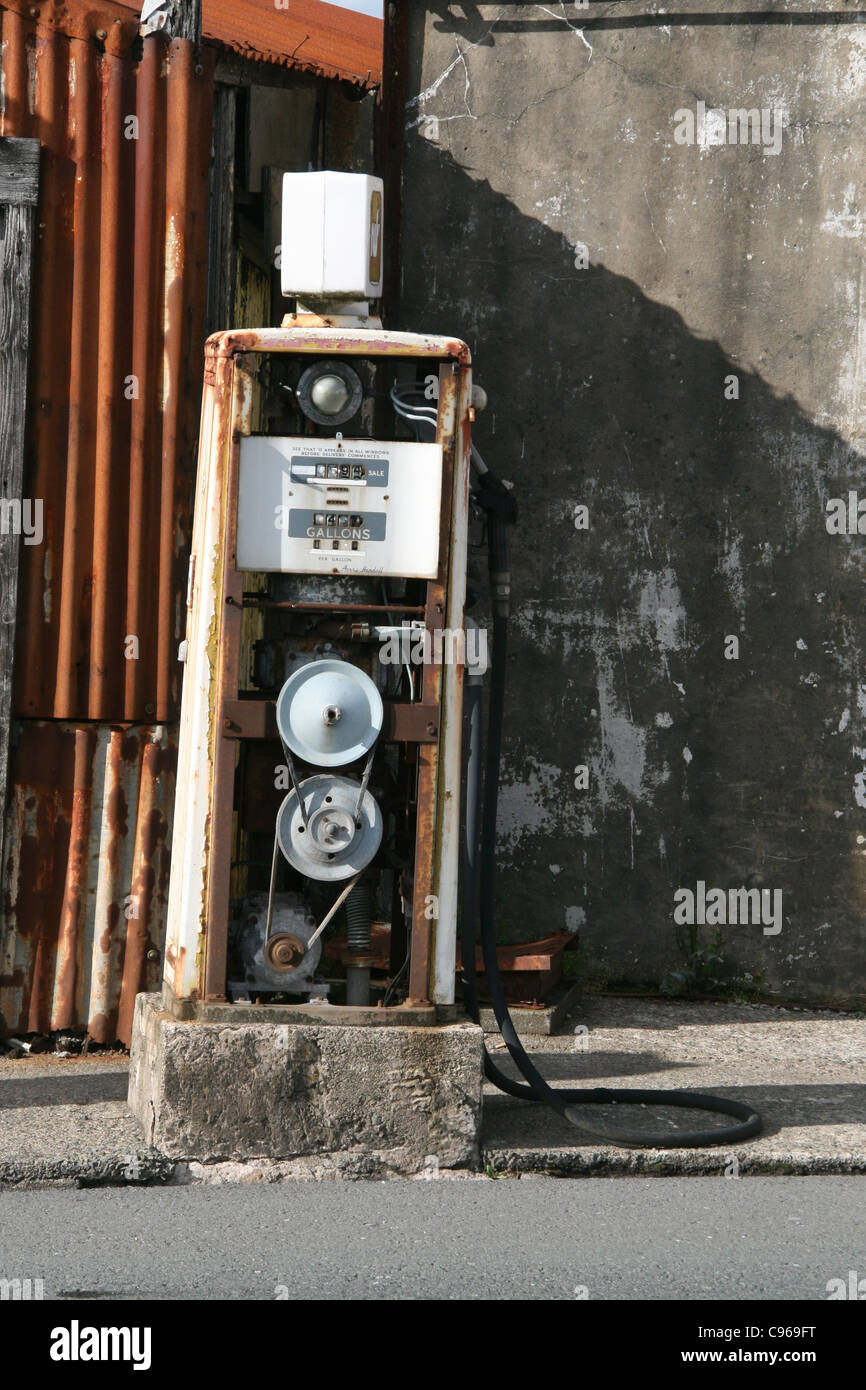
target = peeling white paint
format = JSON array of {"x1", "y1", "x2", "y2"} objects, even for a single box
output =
[
  {"x1": 496, "y1": 757, "x2": 568, "y2": 852},
  {"x1": 593, "y1": 654, "x2": 647, "y2": 806},
  {"x1": 637, "y1": 567, "x2": 687, "y2": 655},
  {"x1": 821, "y1": 184, "x2": 866, "y2": 240},
  {"x1": 565, "y1": 906, "x2": 586, "y2": 932},
  {"x1": 853, "y1": 747, "x2": 866, "y2": 807},
  {"x1": 838, "y1": 31, "x2": 866, "y2": 98},
  {"x1": 718, "y1": 531, "x2": 746, "y2": 618}
]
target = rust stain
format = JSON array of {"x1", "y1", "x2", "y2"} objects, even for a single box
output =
[
  {"x1": 0, "y1": 722, "x2": 177, "y2": 1045},
  {"x1": 207, "y1": 329, "x2": 472, "y2": 363}
]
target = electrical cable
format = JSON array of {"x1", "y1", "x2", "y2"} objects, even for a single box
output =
[
  {"x1": 390, "y1": 383, "x2": 438, "y2": 438},
  {"x1": 381, "y1": 578, "x2": 415, "y2": 701},
  {"x1": 461, "y1": 462, "x2": 763, "y2": 1150}
]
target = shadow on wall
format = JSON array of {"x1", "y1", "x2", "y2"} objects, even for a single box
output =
[
  {"x1": 397, "y1": 138, "x2": 866, "y2": 1003},
  {"x1": 425, "y1": 2, "x2": 866, "y2": 40}
]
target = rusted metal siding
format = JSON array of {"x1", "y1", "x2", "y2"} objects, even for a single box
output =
[
  {"x1": 0, "y1": 0, "x2": 379, "y2": 1044},
  {"x1": 0, "y1": 0, "x2": 214, "y2": 723},
  {"x1": 201, "y1": 0, "x2": 382, "y2": 87},
  {"x1": 0, "y1": 0, "x2": 212, "y2": 1042},
  {"x1": 0, "y1": 721, "x2": 176, "y2": 1044}
]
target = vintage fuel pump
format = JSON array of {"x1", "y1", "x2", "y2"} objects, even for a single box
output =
[
  {"x1": 162, "y1": 172, "x2": 473, "y2": 1023},
  {"x1": 130, "y1": 172, "x2": 761, "y2": 1160},
  {"x1": 128, "y1": 172, "x2": 490, "y2": 1167}
]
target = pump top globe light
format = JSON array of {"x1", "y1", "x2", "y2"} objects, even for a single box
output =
[
  {"x1": 296, "y1": 359, "x2": 363, "y2": 427},
  {"x1": 311, "y1": 374, "x2": 350, "y2": 416}
]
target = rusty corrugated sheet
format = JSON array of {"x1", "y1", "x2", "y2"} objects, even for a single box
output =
[
  {"x1": 0, "y1": 0, "x2": 375, "y2": 1044},
  {"x1": 0, "y1": 0, "x2": 214, "y2": 723},
  {"x1": 200, "y1": 0, "x2": 382, "y2": 87},
  {"x1": 0, "y1": 0, "x2": 212, "y2": 1042},
  {"x1": 0, "y1": 722, "x2": 176, "y2": 1045}
]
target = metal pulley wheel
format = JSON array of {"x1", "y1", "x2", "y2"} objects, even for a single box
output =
[
  {"x1": 265, "y1": 933, "x2": 306, "y2": 972},
  {"x1": 277, "y1": 775, "x2": 382, "y2": 882},
  {"x1": 276, "y1": 659, "x2": 383, "y2": 768},
  {"x1": 236, "y1": 892, "x2": 324, "y2": 989}
]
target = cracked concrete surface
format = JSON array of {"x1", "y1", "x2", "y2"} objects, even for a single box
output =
[{"x1": 1, "y1": 998, "x2": 864, "y2": 1184}]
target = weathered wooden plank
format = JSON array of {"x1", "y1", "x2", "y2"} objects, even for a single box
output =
[
  {"x1": 0, "y1": 138, "x2": 40, "y2": 206},
  {"x1": 174, "y1": 0, "x2": 202, "y2": 45},
  {"x1": 0, "y1": 136, "x2": 40, "y2": 875},
  {"x1": 204, "y1": 84, "x2": 236, "y2": 338}
]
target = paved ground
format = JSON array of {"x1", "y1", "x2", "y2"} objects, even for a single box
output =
[
  {"x1": 0, "y1": 1176, "x2": 864, "y2": 1299},
  {"x1": 0, "y1": 1059, "x2": 170, "y2": 1186},
  {"x1": 0, "y1": 997, "x2": 864, "y2": 1183},
  {"x1": 482, "y1": 996, "x2": 866, "y2": 1176}
]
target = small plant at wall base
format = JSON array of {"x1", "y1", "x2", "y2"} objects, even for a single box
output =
[
  {"x1": 728, "y1": 969, "x2": 768, "y2": 1004},
  {"x1": 661, "y1": 923, "x2": 726, "y2": 997}
]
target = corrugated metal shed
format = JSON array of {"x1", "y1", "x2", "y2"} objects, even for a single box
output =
[
  {"x1": 200, "y1": 0, "x2": 382, "y2": 86},
  {"x1": 0, "y1": 0, "x2": 211, "y2": 1042}
]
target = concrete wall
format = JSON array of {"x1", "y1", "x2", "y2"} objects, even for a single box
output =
[{"x1": 397, "y1": 3, "x2": 866, "y2": 1004}]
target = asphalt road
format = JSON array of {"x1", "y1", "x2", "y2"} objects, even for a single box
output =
[{"x1": 1, "y1": 1176, "x2": 864, "y2": 1300}]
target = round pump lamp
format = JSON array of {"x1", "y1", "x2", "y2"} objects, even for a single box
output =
[
  {"x1": 296, "y1": 359, "x2": 364, "y2": 427},
  {"x1": 276, "y1": 659, "x2": 383, "y2": 767}
]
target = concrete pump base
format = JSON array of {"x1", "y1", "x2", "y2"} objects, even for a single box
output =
[{"x1": 128, "y1": 994, "x2": 484, "y2": 1172}]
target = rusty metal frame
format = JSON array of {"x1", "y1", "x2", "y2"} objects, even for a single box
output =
[
  {"x1": 406, "y1": 359, "x2": 457, "y2": 1004},
  {"x1": 162, "y1": 324, "x2": 471, "y2": 1017}
]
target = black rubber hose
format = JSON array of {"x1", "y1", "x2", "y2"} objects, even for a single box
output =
[{"x1": 461, "y1": 609, "x2": 763, "y2": 1150}]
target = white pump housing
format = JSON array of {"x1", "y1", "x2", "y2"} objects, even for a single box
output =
[{"x1": 281, "y1": 171, "x2": 384, "y2": 302}]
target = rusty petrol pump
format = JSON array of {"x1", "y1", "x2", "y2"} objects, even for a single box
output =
[{"x1": 128, "y1": 174, "x2": 486, "y2": 1166}]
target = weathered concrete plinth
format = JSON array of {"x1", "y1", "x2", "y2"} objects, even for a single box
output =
[{"x1": 128, "y1": 994, "x2": 484, "y2": 1174}]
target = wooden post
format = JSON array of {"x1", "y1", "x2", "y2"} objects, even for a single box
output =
[
  {"x1": 142, "y1": 1, "x2": 201, "y2": 45},
  {"x1": 205, "y1": 86, "x2": 236, "y2": 338},
  {"x1": 0, "y1": 137, "x2": 39, "y2": 875},
  {"x1": 377, "y1": 0, "x2": 408, "y2": 325},
  {"x1": 174, "y1": 0, "x2": 202, "y2": 45}
]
